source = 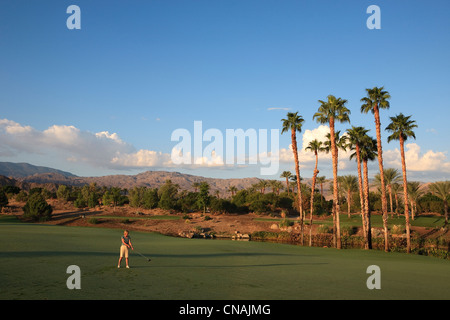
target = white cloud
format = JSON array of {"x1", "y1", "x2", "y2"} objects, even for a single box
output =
[
  {"x1": 0, "y1": 118, "x2": 164, "y2": 170},
  {"x1": 111, "y1": 150, "x2": 172, "y2": 168},
  {"x1": 385, "y1": 143, "x2": 450, "y2": 173},
  {"x1": 1, "y1": 119, "x2": 449, "y2": 180}
]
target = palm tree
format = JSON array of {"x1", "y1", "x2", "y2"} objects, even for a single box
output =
[
  {"x1": 428, "y1": 181, "x2": 450, "y2": 225},
  {"x1": 340, "y1": 175, "x2": 359, "y2": 218},
  {"x1": 254, "y1": 180, "x2": 268, "y2": 194},
  {"x1": 316, "y1": 176, "x2": 327, "y2": 206},
  {"x1": 391, "y1": 182, "x2": 402, "y2": 215},
  {"x1": 325, "y1": 131, "x2": 349, "y2": 246},
  {"x1": 407, "y1": 181, "x2": 423, "y2": 221},
  {"x1": 374, "y1": 168, "x2": 402, "y2": 216},
  {"x1": 313, "y1": 95, "x2": 351, "y2": 249},
  {"x1": 281, "y1": 112, "x2": 305, "y2": 225},
  {"x1": 357, "y1": 134, "x2": 378, "y2": 249},
  {"x1": 280, "y1": 171, "x2": 292, "y2": 194},
  {"x1": 305, "y1": 139, "x2": 326, "y2": 246},
  {"x1": 361, "y1": 86, "x2": 391, "y2": 252},
  {"x1": 346, "y1": 126, "x2": 370, "y2": 238},
  {"x1": 269, "y1": 180, "x2": 283, "y2": 195},
  {"x1": 228, "y1": 185, "x2": 238, "y2": 198},
  {"x1": 386, "y1": 112, "x2": 418, "y2": 253},
  {"x1": 192, "y1": 182, "x2": 201, "y2": 193}
]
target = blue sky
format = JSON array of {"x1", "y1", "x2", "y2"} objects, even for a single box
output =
[{"x1": 0, "y1": 0, "x2": 449, "y2": 181}]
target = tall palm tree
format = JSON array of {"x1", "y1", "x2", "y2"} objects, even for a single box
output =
[
  {"x1": 281, "y1": 112, "x2": 305, "y2": 225},
  {"x1": 361, "y1": 86, "x2": 391, "y2": 252},
  {"x1": 325, "y1": 131, "x2": 348, "y2": 246},
  {"x1": 305, "y1": 139, "x2": 326, "y2": 246},
  {"x1": 347, "y1": 126, "x2": 370, "y2": 238},
  {"x1": 313, "y1": 95, "x2": 351, "y2": 249},
  {"x1": 428, "y1": 181, "x2": 450, "y2": 225},
  {"x1": 280, "y1": 171, "x2": 292, "y2": 194},
  {"x1": 357, "y1": 134, "x2": 378, "y2": 249},
  {"x1": 386, "y1": 112, "x2": 418, "y2": 253},
  {"x1": 374, "y1": 168, "x2": 402, "y2": 216}
]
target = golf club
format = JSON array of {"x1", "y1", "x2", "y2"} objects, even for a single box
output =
[{"x1": 134, "y1": 249, "x2": 151, "y2": 262}]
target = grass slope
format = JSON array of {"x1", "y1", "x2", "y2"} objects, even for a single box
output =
[{"x1": 1, "y1": 216, "x2": 449, "y2": 300}]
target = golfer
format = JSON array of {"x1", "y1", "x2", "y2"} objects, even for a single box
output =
[{"x1": 118, "y1": 230, "x2": 134, "y2": 268}]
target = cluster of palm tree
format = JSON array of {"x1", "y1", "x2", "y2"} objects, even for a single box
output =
[{"x1": 281, "y1": 86, "x2": 421, "y2": 252}]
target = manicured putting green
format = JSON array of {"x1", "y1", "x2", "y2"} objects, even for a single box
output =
[{"x1": 1, "y1": 216, "x2": 449, "y2": 300}]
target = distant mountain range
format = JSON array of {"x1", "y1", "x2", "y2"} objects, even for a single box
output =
[
  {"x1": 0, "y1": 162, "x2": 342, "y2": 200},
  {"x1": 0, "y1": 162, "x2": 77, "y2": 178},
  {"x1": 0, "y1": 162, "x2": 270, "y2": 196}
]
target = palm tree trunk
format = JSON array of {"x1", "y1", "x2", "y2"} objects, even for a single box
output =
[
  {"x1": 347, "y1": 189, "x2": 351, "y2": 218},
  {"x1": 395, "y1": 193, "x2": 399, "y2": 216},
  {"x1": 444, "y1": 199, "x2": 448, "y2": 225},
  {"x1": 400, "y1": 136, "x2": 411, "y2": 254},
  {"x1": 309, "y1": 151, "x2": 319, "y2": 247},
  {"x1": 355, "y1": 145, "x2": 367, "y2": 249},
  {"x1": 388, "y1": 184, "x2": 394, "y2": 217},
  {"x1": 320, "y1": 182, "x2": 324, "y2": 206},
  {"x1": 410, "y1": 199, "x2": 415, "y2": 221},
  {"x1": 291, "y1": 128, "x2": 304, "y2": 242},
  {"x1": 374, "y1": 106, "x2": 389, "y2": 252},
  {"x1": 285, "y1": 177, "x2": 290, "y2": 194},
  {"x1": 363, "y1": 159, "x2": 372, "y2": 249},
  {"x1": 329, "y1": 118, "x2": 341, "y2": 249}
]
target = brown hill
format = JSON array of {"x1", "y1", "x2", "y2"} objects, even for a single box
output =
[{"x1": 16, "y1": 170, "x2": 264, "y2": 196}]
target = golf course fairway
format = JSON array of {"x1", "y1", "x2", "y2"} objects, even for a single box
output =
[{"x1": 1, "y1": 216, "x2": 449, "y2": 300}]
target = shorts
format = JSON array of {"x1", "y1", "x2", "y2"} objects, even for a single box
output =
[{"x1": 120, "y1": 245, "x2": 129, "y2": 258}]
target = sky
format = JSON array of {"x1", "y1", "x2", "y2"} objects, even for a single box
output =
[{"x1": 0, "y1": 0, "x2": 449, "y2": 182}]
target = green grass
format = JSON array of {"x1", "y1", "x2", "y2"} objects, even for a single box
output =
[{"x1": 1, "y1": 215, "x2": 449, "y2": 300}]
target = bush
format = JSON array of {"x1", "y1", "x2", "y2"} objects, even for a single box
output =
[
  {"x1": 88, "y1": 218, "x2": 99, "y2": 224},
  {"x1": 0, "y1": 190, "x2": 8, "y2": 209},
  {"x1": 15, "y1": 190, "x2": 28, "y2": 202},
  {"x1": 74, "y1": 194, "x2": 86, "y2": 208},
  {"x1": 23, "y1": 193, "x2": 52, "y2": 222},
  {"x1": 391, "y1": 224, "x2": 406, "y2": 235},
  {"x1": 209, "y1": 198, "x2": 238, "y2": 214},
  {"x1": 279, "y1": 219, "x2": 293, "y2": 228},
  {"x1": 317, "y1": 224, "x2": 332, "y2": 234},
  {"x1": 341, "y1": 226, "x2": 357, "y2": 237}
]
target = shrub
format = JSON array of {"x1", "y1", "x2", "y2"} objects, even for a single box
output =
[
  {"x1": 0, "y1": 190, "x2": 8, "y2": 209},
  {"x1": 341, "y1": 226, "x2": 357, "y2": 237},
  {"x1": 279, "y1": 219, "x2": 293, "y2": 228},
  {"x1": 88, "y1": 218, "x2": 99, "y2": 224},
  {"x1": 317, "y1": 224, "x2": 332, "y2": 234},
  {"x1": 15, "y1": 190, "x2": 28, "y2": 202},
  {"x1": 74, "y1": 194, "x2": 86, "y2": 208},
  {"x1": 22, "y1": 193, "x2": 52, "y2": 222},
  {"x1": 391, "y1": 224, "x2": 406, "y2": 235}
]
